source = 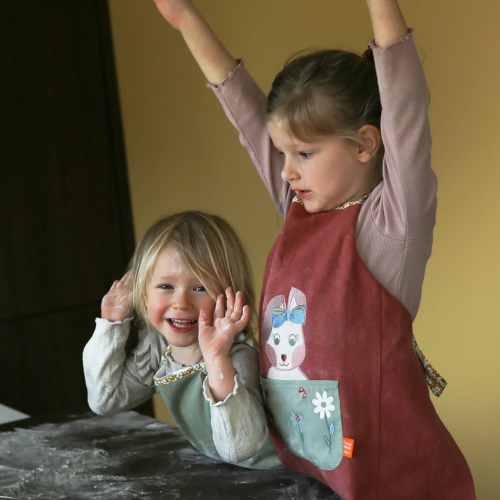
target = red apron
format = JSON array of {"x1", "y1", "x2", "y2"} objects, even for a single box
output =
[{"x1": 259, "y1": 198, "x2": 475, "y2": 500}]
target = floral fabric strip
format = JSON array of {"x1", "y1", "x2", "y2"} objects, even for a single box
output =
[
  {"x1": 412, "y1": 336, "x2": 447, "y2": 397},
  {"x1": 292, "y1": 193, "x2": 371, "y2": 210},
  {"x1": 154, "y1": 345, "x2": 206, "y2": 386}
]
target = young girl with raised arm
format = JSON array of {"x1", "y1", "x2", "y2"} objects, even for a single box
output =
[
  {"x1": 153, "y1": 0, "x2": 476, "y2": 498},
  {"x1": 83, "y1": 211, "x2": 281, "y2": 469}
]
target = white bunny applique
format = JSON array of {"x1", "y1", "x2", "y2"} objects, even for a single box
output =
[{"x1": 263, "y1": 287, "x2": 307, "y2": 380}]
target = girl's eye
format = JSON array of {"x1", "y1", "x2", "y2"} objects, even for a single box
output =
[
  {"x1": 194, "y1": 286, "x2": 207, "y2": 292},
  {"x1": 300, "y1": 152, "x2": 312, "y2": 159},
  {"x1": 158, "y1": 284, "x2": 173, "y2": 290}
]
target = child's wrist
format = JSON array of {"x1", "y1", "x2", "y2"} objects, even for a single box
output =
[
  {"x1": 204, "y1": 353, "x2": 232, "y2": 371},
  {"x1": 100, "y1": 311, "x2": 130, "y2": 322},
  {"x1": 177, "y1": 4, "x2": 200, "y2": 35},
  {"x1": 204, "y1": 356, "x2": 237, "y2": 403}
]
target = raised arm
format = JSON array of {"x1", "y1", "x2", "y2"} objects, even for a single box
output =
[
  {"x1": 204, "y1": 340, "x2": 275, "y2": 464},
  {"x1": 83, "y1": 319, "x2": 158, "y2": 415},
  {"x1": 364, "y1": 0, "x2": 437, "y2": 241},
  {"x1": 366, "y1": 0, "x2": 408, "y2": 47},
  {"x1": 198, "y1": 288, "x2": 249, "y2": 402},
  {"x1": 153, "y1": 1, "x2": 291, "y2": 215},
  {"x1": 83, "y1": 274, "x2": 159, "y2": 415},
  {"x1": 153, "y1": 0, "x2": 237, "y2": 84},
  {"x1": 197, "y1": 288, "x2": 273, "y2": 463}
]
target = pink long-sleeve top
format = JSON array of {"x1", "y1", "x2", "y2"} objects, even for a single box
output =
[{"x1": 209, "y1": 30, "x2": 436, "y2": 321}]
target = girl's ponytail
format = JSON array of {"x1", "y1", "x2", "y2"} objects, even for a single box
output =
[{"x1": 362, "y1": 46, "x2": 375, "y2": 64}]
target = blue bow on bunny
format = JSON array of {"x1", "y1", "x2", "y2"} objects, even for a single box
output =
[{"x1": 271, "y1": 305, "x2": 306, "y2": 328}]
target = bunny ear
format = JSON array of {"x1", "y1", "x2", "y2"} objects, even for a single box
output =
[
  {"x1": 288, "y1": 287, "x2": 306, "y2": 310},
  {"x1": 278, "y1": 296, "x2": 286, "y2": 310},
  {"x1": 262, "y1": 295, "x2": 286, "y2": 341}
]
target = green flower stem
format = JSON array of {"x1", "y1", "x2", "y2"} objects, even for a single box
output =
[{"x1": 325, "y1": 418, "x2": 332, "y2": 455}]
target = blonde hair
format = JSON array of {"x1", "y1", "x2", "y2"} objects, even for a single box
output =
[{"x1": 129, "y1": 211, "x2": 256, "y2": 339}]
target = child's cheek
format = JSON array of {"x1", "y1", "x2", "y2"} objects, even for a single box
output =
[{"x1": 146, "y1": 301, "x2": 164, "y2": 329}]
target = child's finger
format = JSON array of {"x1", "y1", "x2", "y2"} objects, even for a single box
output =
[
  {"x1": 231, "y1": 290, "x2": 244, "y2": 319},
  {"x1": 198, "y1": 307, "x2": 210, "y2": 328},
  {"x1": 123, "y1": 270, "x2": 132, "y2": 286},
  {"x1": 110, "y1": 280, "x2": 119, "y2": 290},
  {"x1": 233, "y1": 305, "x2": 250, "y2": 332},
  {"x1": 118, "y1": 270, "x2": 130, "y2": 287},
  {"x1": 213, "y1": 294, "x2": 224, "y2": 321},
  {"x1": 225, "y1": 287, "x2": 235, "y2": 317}
]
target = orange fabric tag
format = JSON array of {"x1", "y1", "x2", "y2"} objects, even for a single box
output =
[{"x1": 343, "y1": 437, "x2": 354, "y2": 458}]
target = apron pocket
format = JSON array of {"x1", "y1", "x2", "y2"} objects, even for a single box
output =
[{"x1": 260, "y1": 377, "x2": 343, "y2": 471}]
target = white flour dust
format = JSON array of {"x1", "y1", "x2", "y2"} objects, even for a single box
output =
[{"x1": 0, "y1": 412, "x2": 339, "y2": 500}]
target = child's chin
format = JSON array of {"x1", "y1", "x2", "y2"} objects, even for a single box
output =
[
  {"x1": 304, "y1": 200, "x2": 337, "y2": 213},
  {"x1": 162, "y1": 331, "x2": 198, "y2": 346},
  {"x1": 303, "y1": 203, "x2": 323, "y2": 214}
]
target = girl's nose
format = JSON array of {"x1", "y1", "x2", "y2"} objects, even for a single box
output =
[
  {"x1": 173, "y1": 291, "x2": 192, "y2": 310},
  {"x1": 281, "y1": 158, "x2": 299, "y2": 183}
]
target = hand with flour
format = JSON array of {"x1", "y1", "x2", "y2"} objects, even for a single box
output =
[
  {"x1": 101, "y1": 271, "x2": 134, "y2": 322},
  {"x1": 198, "y1": 288, "x2": 250, "y2": 402}
]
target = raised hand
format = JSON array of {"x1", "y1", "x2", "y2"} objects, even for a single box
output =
[
  {"x1": 198, "y1": 288, "x2": 250, "y2": 362},
  {"x1": 151, "y1": 0, "x2": 237, "y2": 84},
  {"x1": 198, "y1": 288, "x2": 249, "y2": 402},
  {"x1": 101, "y1": 271, "x2": 134, "y2": 322},
  {"x1": 153, "y1": 0, "x2": 194, "y2": 30}
]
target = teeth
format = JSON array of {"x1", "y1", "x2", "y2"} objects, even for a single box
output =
[{"x1": 171, "y1": 319, "x2": 195, "y2": 327}]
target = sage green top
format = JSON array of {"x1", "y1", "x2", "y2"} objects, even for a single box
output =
[
  {"x1": 155, "y1": 345, "x2": 282, "y2": 469},
  {"x1": 83, "y1": 317, "x2": 282, "y2": 467}
]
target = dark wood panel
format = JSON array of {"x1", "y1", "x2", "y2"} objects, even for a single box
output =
[
  {"x1": 1, "y1": 0, "x2": 95, "y2": 15},
  {"x1": 0, "y1": 0, "x2": 135, "y2": 321},
  {"x1": 0, "y1": 0, "x2": 141, "y2": 417},
  {"x1": 0, "y1": 304, "x2": 153, "y2": 418}
]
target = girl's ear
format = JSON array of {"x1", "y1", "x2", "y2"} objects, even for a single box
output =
[{"x1": 355, "y1": 125, "x2": 381, "y2": 164}]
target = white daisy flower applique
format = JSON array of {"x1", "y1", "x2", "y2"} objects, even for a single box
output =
[{"x1": 312, "y1": 391, "x2": 335, "y2": 419}]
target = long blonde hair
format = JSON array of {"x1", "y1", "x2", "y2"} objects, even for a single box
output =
[{"x1": 129, "y1": 211, "x2": 256, "y2": 339}]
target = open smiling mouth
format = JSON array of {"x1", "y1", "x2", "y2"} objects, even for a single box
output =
[{"x1": 168, "y1": 319, "x2": 197, "y2": 332}]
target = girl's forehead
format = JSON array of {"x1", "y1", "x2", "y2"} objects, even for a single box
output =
[
  {"x1": 267, "y1": 120, "x2": 296, "y2": 143},
  {"x1": 267, "y1": 120, "x2": 319, "y2": 148},
  {"x1": 151, "y1": 245, "x2": 185, "y2": 277}
]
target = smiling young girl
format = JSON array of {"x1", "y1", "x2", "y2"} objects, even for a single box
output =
[
  {"x1": 152, "y1": 0, "x2": 476, "y2": 497},
  {"x1": 83, "y1": 211, "x2": 280, "y2": 468}
]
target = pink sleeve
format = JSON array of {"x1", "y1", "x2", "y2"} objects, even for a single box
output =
[
  {"x1": 208, "y1": 61, "x2": 294, "y2": 218},
  {"x1": 369, "y1": 30, "x2": 437, "y2": 240}
]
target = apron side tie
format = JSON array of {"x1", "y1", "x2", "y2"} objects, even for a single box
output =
[{"x1": 412, "y1": 336, "x2": 447, "y2": 397}]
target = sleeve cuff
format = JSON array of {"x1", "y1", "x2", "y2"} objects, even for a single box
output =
[
  {"x1": 206, "y1": 59, "x2": 244, "y2": 89},
  {"x1": 95, "y1": 316, "x2": 133, "y2": 326},
  {"x1": 370, "y1": 28, "x2": 414, "y2": 51},
  {"x1": 201, "y1": 371, "x2": 240, "y2": 406}
]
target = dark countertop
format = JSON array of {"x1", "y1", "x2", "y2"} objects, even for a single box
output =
[{"x1": 0, "y1": 411, "x2": 339, "y2": 500}]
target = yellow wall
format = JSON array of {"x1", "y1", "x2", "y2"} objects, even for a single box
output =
[{"x1": 108, "y1": 1, "x2": 500, "y2": 497}]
